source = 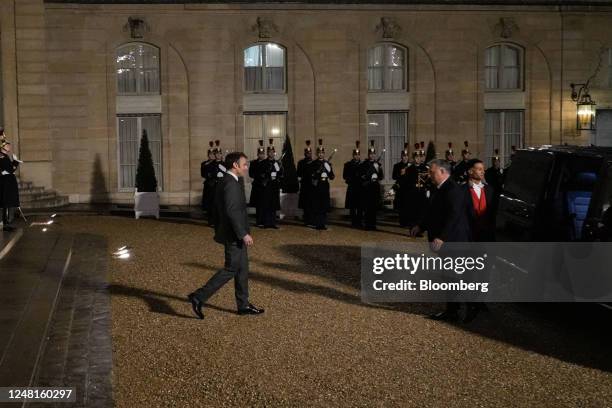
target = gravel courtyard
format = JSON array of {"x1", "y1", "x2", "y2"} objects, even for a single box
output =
[{"x1": 55, "y1": 215, "x2": 612, "y2": 408}]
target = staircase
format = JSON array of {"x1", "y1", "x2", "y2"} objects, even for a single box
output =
[{"x1": 18, "y1": 180, "x2": 70, "y2": 209}]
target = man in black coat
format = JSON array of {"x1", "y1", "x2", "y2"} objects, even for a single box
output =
[
  {"x1": 308, "y1": 139, "x2": 335, "y2": 230},
  {"x1": 452, "y1": 141, "x2": 471, "y2": 184},
  {"x1": 411, "y1": 159, "x2": 471, "y2": 321},
  {"x1": 343, "y1": 141, "x2": 362, "y2": 228},
  {"x1": 201, "y1": 141, "x2": 216, "y2": 212},
  {"x1": 359, "y1": 141, "x2": 384, "y2": 231},
  {"x1": 392, "y1": 144, "x2": 413, "y2": 227},
  {"x1": 249, "y1": 141, "x2": 267, "y2": 227},
  {"x1": 484, "y1": 149, "x2": 504, "y2": 218},
  {"x1": 0, "y1": 139, "x2": 20, "y2": 232},
  {"x1": 188, "y1": 152, "x2": 264, "y2": 319},
  {"x1": 259, "y1": 139, "x2": 283, "y2": 229},
  {"x1": 297, "y1": 140, "x2": 314, "y2": 226}
]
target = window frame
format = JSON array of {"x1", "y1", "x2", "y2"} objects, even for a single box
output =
[
  {"x1": 485, "y1": 43, "x2": 524, "y2": 92},
  {"x1": 243, "y1": 42, "x2": 287, "y2": 94},
  {"x1": 484, "y1": 109, "x2": 525, "y2": 168},
  {"x1": 366, "y1": 110, "x2": 409, "y2": 182},
  {"x1": 243, "y1": 111, "x2": 287, "y2": 160},
  {"x1": 116, "y1": 42, "x2": 161, "y2": 96},
  {"x1": 117, "y1": 113, "x2": 163, "y2": 192},
  {"x1": 367, "y1": 43, "x2": 408, "y2": 93}
]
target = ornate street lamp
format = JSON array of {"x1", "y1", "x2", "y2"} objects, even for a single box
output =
[{"x1": 571, "y1": 83, "x2": 596, "y2": 131}]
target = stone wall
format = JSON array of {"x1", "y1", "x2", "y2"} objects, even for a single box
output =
[{"x1": 1, "y1": 1, "x2": 612, "y2": 206}]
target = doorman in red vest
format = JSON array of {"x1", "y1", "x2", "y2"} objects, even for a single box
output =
[
  {"x1": 461, "y1": 158, "x2": 495, "y2": 323},
  {"x1": 463, "y1": 159, "x2": 496, "y2": 242}
]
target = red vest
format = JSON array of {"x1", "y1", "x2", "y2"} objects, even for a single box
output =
[{"x1": 470, "y1": 186, "x2": 487, "y2": 217}]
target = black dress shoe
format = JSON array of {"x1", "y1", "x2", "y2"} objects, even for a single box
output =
[
  {"x1": 3, "y1": 225, "x2": 16, "y2": 232},
  {"x1": 187, "y1": 294, "x2": 204, "y2": 319},
  {"x1": 315, "y1": 226, "x2": 328, "y2": 230},
  {"x1": 429, "y1": 310, "x2": 459, "y2": 322},
  {"x1": 238, "y1": 304, "x2": 265, "y2": 315}
]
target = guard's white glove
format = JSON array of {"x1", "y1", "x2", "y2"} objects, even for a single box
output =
[
  {"x1": 217, "y1": 172, "x2": 224, "y2": 178},
  {"x1": 1, "y1": 171, "x2": 9, "y2": 176},
  {"x1": 371, "y1": 174, "x2": 378, "y2": 180}
]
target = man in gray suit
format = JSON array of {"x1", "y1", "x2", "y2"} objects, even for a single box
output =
[{"x1": 188, "y1": 152, "x2": 264, "y2": 319}]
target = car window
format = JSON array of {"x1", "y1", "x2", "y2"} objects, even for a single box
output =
[{"x1": 504, "y1": 152, "x2": 554, "y2": 205}]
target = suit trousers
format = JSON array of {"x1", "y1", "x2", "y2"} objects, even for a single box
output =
[{"x1": 193, "y1": 241, "x2": 249, "y2": 310}]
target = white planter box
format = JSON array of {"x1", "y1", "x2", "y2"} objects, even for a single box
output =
[{"x1": 134, "y1": 191, "x2": 160, "y2": 219}]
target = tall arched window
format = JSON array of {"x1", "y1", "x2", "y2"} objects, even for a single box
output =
[
  {"x1": 244, "y1": 43, "x2": 286, "y2": 93},
  {"x1": 116, "y1": 43, "x2": 160, "y2": 95},
  {"x1": 485, "y1": 44, "x2": 523, "y2": 90},
  {"x1": 116, "y1": 43, "x2": 162, "y2": 190},
  {"x1": 368, "y1": 43, "x2": 407, "y2": 91}
]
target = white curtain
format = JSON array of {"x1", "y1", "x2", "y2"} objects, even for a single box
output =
[
  {"x1": 389, "y1": 112, "x2": 407, "y2": 167},
  {"x1": 502, "y1": 45, "x2": 520, "y2": 89},
  {"x1": 118, "y1": 117, "x2": 138, "y2": 189},
  {"x1": 386, "y1": 46, "x2": 405, "y2": 91},
  {"x1": 485, "y1": 111, "x2": 523, "y2": 167},
  {"x1": 484, "y1": 111, "x2": 501, "y2": 167},
  {"x1": 118, "y1": 115, "x2": 162, "y2": 190},
  {"x1": 504, "y1": 111, "x2": 523, "y2": 163},
  {"x1": 244, "y1": 44, "x2": 284, "y2": 92},
  {"x1": 368, "y1": 45, "x2": 384, "y2": 91},
  {"x1": 485, "y1": 46, "x2": 499, "y2": 90},
  {"x1": 244, "y1": 113, "x2": 286, "y2": 160},
  {"x1": 116, "y1": 44, "x2": 160, "y2": 95},
  {"x1": 142, "y1": 116, "x2": 162, "y2": 186}
]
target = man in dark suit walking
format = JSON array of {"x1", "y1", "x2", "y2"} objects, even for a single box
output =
[
  {"x1": 410, "y1": 159, "x2": 471, "y2": 321},
  {"x1": 188, "y1": 152, "x2": 264, "y2": 319}
]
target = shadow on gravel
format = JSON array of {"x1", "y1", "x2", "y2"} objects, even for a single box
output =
[
  {"x1": 276, "y1": 244, "x2": 612, "y2": 373},
  {"x1": 108, "y1": 284, "x2": 237, "y2": 318}
]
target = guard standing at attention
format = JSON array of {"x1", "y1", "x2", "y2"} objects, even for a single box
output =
[
  {"x1": 343, "y1": 141, "x2": 362, "y2": 228},
  {"x1": 359, "y1": 140, "x2": 384, "y2": 231},
  {"x1": 297, "y1": 140, "x2": 314, "y2": 227}
]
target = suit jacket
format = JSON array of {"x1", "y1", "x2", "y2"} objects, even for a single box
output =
[
  {"x1": 419, "y1": 177, "x2": 471, "y2": 242},
  {"x1": 463, "y1": 183, "x2": 496, "y2": 242},
  {"x1": 214, "y1": 173, "x2": 250, "y2": 245}
]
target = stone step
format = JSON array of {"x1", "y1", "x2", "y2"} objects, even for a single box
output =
[
  {"x1": 18, "y1": 180, "x2": 33, "y2": 190},
  {"x1": 19, "y1": 186, "x2": 46, "y2": 195},
  {"x1": 21, "y1": 196, "x2": 70, "y2": 210},
  {"x1": 20, "y1": 191, "x2": 58, "y2": 203}
]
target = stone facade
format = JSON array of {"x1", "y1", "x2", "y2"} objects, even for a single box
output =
[{"x1": 1, "y1": 0, "x2": 612, "y2": 206}]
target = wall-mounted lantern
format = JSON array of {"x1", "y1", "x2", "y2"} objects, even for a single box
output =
[{"x1": 571, "y1": 83, "x2": 596, "y2": 131}]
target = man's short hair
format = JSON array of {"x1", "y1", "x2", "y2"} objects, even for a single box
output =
[
  {"x1": 467, "y1": 158, "x2": 484, "y2": 170},
  {"x1": 428, "y1": 159, "x2": 452, "y2": 174},
  {"x1": 225, "y1": 152, "x2": 248, "y2": 170}
]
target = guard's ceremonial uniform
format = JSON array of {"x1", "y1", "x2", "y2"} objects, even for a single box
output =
[
  {"x1": 308, "y1": 139, "x2": 335, "y2": 230},
  {"x1": 392, "y1": 143, "x2": 413, "y2": 227},
  {"x1": 359, "y1": 140, "x2": 384, "y2": 230},
  {"x1": 249, "y1": 140, "x2": 267, "y2": 225},
  {"x1": 452, "y1": 140, "x2": 471, "y2": 184},
  {"x1": 0, "y1": 135, "x2": 20, "y2": 231},
  {"x1": 259, "y1": 139, "x2": 283, "y2": 228},
  {"x1": 343, "y1": 141, "x2": 362, "y2": 228},
  {"x1": 201, "y1": 141, "x2": 216, "y2": 211},
  {"x1": 208, "y1": 140, "x2": 226, "y2": 226},
  {"x1": 297, "y1": 140, "x2": 314, "y2": 226}
]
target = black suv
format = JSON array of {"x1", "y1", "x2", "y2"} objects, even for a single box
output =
[{"x1": 496, "y1": 145, "x2": 612, "y2": 242}]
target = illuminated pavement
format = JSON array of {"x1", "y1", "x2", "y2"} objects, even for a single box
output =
[{"x1": 3, "y1": 214, "x2": 612, "y2": 407}]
